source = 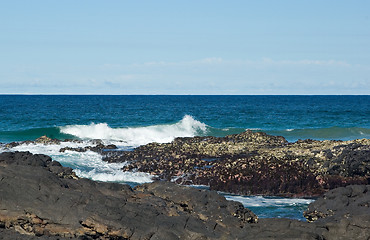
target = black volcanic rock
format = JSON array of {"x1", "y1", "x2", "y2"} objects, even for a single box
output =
[
  {"x1": 59, "y1": 144, "x2": 117, "y2": 153},
  {"x1": 304, "y1": 185, "x2": 370, "y2": 239},
  {"x1": 304, "y1": 185, "x2": 370, "y2": 223},
  {"x1": 1, "y1": 151, "x2": 370, "y2": 239},
  {"x1": 0, "y1": 151, "x2": 257, "y2": 239},
  {"x1": 0, "y1": 228, "x2": 68, "y2": 240}
]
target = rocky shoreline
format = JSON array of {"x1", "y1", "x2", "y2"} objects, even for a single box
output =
[
  {"x1": 6, "y1": 130, "x2": 368, "y2": 197},
  {"x1": 0, "y1": 151, "x2": 369, "y2": 239},
  {"x1": 101, "y1": 130, "x2": 369, "y2": 197},
  {"x1": 1, "y1": 131, "x2": 369, "y2": 239}
]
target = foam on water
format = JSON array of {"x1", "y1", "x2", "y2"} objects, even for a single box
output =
[
  {"x1": 0, "y1": 141, "x2": 153, "y2": 185},
  {"x1": 224, "y1": 195, "x2": 315, "y2": 220},
  {"x1": 60, "y1": 115, "x2": 208, "y2": 147},
  {"x1": 74, "y1": 167, "x2": 153, "y2": 184},
  {"x1": 224, "y1": 195, "x2": 314, "y2": 207}
]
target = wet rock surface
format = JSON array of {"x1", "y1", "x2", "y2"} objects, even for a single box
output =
[
  {"x1": 1, "y1": 135, "x2": 117, "y2": 154},
  {"x1": 103, "y1": 130, "x2": 370, "y2": 197}
]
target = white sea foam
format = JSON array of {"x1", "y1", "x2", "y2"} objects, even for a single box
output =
[
  {"x1": 75, "y1": 168, "x2": 153, "y2": 184},
  {"x1": 224, "y1": 195, "x2": 314, "y2": 207},
  {"x1": 60, "y1": 115, "x2": 208, "y2": 147},
  {"x1": 1, "y1": 115, "x2": 202, "y2": 184},
  {"x1": 1, "y1": 141, "x2": 153, "y2": 184},
  {"x1": 4, "y1": 141, "x2": 93, "y2": 156}
]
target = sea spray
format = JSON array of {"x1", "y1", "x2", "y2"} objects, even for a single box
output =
[{"x1": 60, "y1": 115, "x2": 208, "y2": 147}]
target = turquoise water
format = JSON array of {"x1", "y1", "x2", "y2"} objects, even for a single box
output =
[
  {"x1": 0, "y1": 95, "x2": 369, "y2": 142},
  {"x1": 0, "y1": 95, "x2": 368, "y2": 220}
]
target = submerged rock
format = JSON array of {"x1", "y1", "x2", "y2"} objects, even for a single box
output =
[
  {"x1": 59, "y1": 144, "x2": 117, "y2": 153},
  {"x1": 2, "y1": 136, "x2": 117, "y2": 154},
  {"x1": 34, "y1": 135, "x2": 61, "y2": 145}
]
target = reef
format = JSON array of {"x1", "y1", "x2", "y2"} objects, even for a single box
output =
[
  {"x1": 2, "y1": 132, "x2": 369, "y2": 197},
  {"x1": 102, "y1": 130, "x2": 370, "y2": 197}
]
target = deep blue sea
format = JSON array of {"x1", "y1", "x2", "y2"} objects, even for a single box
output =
[{"x1": 1, "y1": 95, "x2": 369, "y2": 221}]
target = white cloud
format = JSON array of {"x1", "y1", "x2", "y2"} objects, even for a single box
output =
[
  {"x1": 1, "y1": 57, "x2": 368, "y2": 94},
  {"x1": 260, "y1": 58, "x2": 351, "y2": 67},
  {"x1": 194, "y1": 57, "x2": 223, "y2": 64}
]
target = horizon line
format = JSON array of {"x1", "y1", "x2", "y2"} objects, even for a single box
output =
[{"x1": 0, "y1": 93, "x2": 369, "y2": 96}]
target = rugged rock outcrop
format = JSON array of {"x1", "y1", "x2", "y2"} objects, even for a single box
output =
[
  {"x1": 304, "y1": 185, "x2": 370, "y2": 223},
  {"x1": 102, "y1": 130, "x2": 370, "y2": 197},
  {"x1": 0, "y1": 151, "x2": 257, "y2": 239},
  {"x1": 2, "y1": 131, "x2": 369, "y2": 197},
  {"x1": 304, "y1": 185, "x2": 370, "y2": 240}
]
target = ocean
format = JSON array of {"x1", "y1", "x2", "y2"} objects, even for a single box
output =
[{"x1": 0, "y1": 95, "x2": 369, "y2": 221}]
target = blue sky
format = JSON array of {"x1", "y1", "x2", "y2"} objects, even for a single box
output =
[{"x1": 0, "y1": 0, "x2": 369, "y2": 94}]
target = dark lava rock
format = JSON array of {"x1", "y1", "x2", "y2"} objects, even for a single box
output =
[
  {"x1": 0, "y1": 151, "x2": 258, "y2": 239},
  {"x1": 136, "y1": 181, "x2": 258, "y2": 224},
  {"x1": 0, "y1": 228, "x2": 68, "y2": 240},
  {"x1": 1, "y1": 151, "x2": 369, "y2": 239},
  {"x1": 304, "y1": 185, "x2": 370, "y2": 240},
  {"x1": 0, "y1": 151, "x2": 77, "y2": 179},
  {"x1": 304, "y1": 185, "x2": 370, "y2": 223},
  {"x1": 59, "y1": 144, "x2": 117, "y2": 153}
]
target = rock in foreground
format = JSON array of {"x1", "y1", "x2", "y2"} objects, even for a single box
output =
[
  {"x1": 0, "y1": 151, "x2": 257, "y2": 239},
  {"x1": 304, "y1": 185, "x2": 370, "y2": 239},
  {"x1": 1, "y1": 151, "x2": 369, "y2": 239}
]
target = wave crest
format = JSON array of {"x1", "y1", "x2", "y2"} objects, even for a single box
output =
[{"x1": 60, "y1": 115, "x2": 208, "y2": 147}]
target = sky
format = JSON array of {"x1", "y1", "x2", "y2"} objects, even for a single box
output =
[{"x1": 0, "y1": 0, "x2": 369, "y2": 95}]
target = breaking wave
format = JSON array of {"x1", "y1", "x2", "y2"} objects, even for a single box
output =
[{"x1": 59, "y1": 115, "x2": 208, "y2": 147}]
